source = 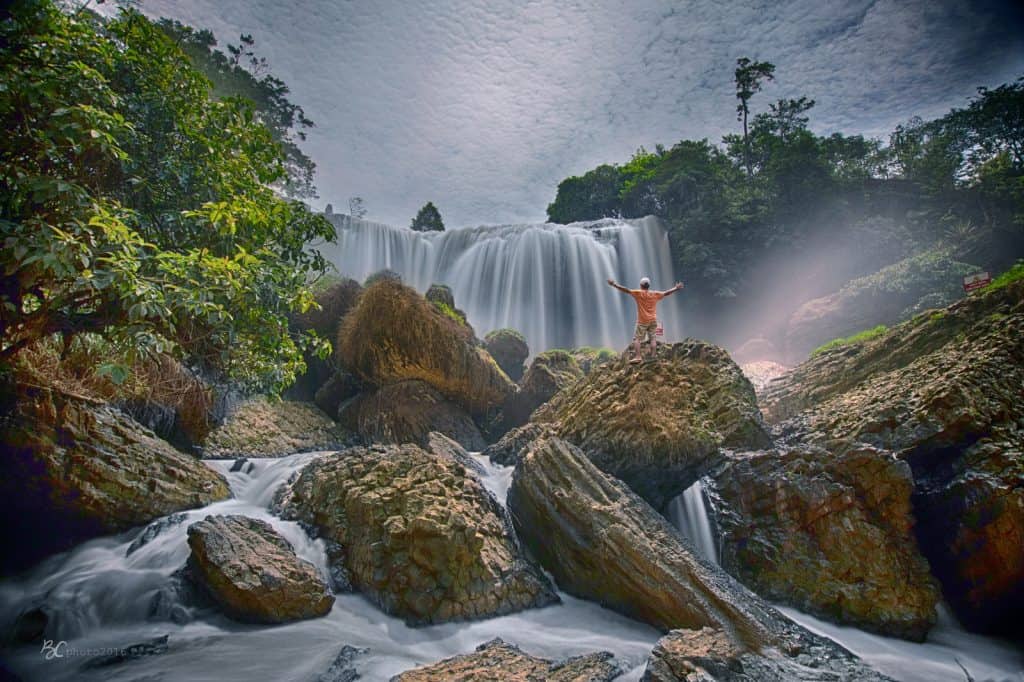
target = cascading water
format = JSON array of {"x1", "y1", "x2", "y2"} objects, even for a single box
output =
[
  {"x1": 319, "y1": 216, "x2": 683, "y2": 353},
  {"x1": 0, "y1": 455, "x2": 660, "y2": 681},
  {"x1": 666, "y1": 479, "x2": 718, "y2": 565}
]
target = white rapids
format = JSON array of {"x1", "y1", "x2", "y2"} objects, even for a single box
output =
[
  {"x1": 665, "y1": 479, "x2": 1024, "y2": 682},
  {"x1": 1, "y1": 453, "x2": 1021, "y2": 681}
]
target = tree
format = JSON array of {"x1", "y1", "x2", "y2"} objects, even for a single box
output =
[
  {"x1": 547, "y1": 165, "x2": 624, "y2": 223},
  {"x1": 734, "y1": 57, "x2": 776, "y2": 177},
  {"x1": 410, "y1": 202, "x2": 445, "y2": 232},
  {"x1": 0, "y1": 1, "x2": 334, "y2": 393},
  {"x1": 348, "y1": 196, "x2": 367, "y2": 219}
]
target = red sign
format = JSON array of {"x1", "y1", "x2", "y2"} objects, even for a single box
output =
[{"x1": 962, "y1": 272, "x2": 991, "y2": 292}]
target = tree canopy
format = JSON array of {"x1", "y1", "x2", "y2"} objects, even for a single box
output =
[
  {"x1": 411, "y1": 201, "x2": 445, "y2": 232},
  {"x1": 1, "y1": 0, "x2": 335, "y2": 393}
]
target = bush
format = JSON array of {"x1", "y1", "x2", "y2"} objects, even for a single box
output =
[{"x1": 811, "y1": 325, "x2": 888, "y2": 356}]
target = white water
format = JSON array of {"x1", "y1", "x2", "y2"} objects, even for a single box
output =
[
  {"x1": 0, "y1": 454, "x2": 659, "y2": 681},
  {"x1": 320, "y1": 215, "x2": 683, "y2": 354},
  {"x1": 666, "y1": 480, "x2": 718, "y2": 565},
  {"x1": 667, "y1": 477, "x2": 1024, "y2": 682}
]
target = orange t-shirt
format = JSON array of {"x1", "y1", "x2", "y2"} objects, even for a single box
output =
[{"x1": 629, "y1": 289, "x2": 664, "y2": 324}]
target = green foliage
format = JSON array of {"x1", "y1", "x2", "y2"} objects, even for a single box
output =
[
  {"x1": 484, "y1": 328, "x2": 526, "y2": 343},
  {"x1": 410, "y1": 201, "x2": 445, "y2": 232},
  {"x1": 1, "y1": 1, "x2": 335, "y2": 393},
  {"x1": 432, "y1": 300, "x2": 467, "y2": 326},
  {"x1": 811, "y1": 325, "x2": 888, "y2": 356},
  {"x1": 986, "y1": 260, "x2": 1024, "y2": 291},
  {"x1": 154, "y1": 18, "x2": 317, "y2": 199}
]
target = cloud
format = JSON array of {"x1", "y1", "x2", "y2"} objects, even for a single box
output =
[{"x1": 122, "y1": 0, "x2": 1024, "y2": 227}]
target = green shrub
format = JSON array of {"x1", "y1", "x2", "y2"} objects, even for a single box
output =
[
  {"x1": 811, "y1": 325, "x2": 888, "y2": 356},
  {"x1": 985, "y1": 260, "x2": 1024, "y2": 291}
]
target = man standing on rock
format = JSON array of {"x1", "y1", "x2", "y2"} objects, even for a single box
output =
[{"x1": 607, "y1": 277, "x2": 684, "y2": 363}]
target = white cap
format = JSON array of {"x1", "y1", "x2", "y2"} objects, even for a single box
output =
[{"x1": 639, "y1": 277, "x2": 651, "y2": 287}]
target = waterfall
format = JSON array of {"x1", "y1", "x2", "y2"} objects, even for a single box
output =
[
  {"x1": 318, "y1": 215, "x2": 682, "y2": 354},
  {"x1": 667, "y1": 479, "x2": 718, "y2": 565}
]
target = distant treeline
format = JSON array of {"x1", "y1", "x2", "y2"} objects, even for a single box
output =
[{"x1": 547, "y1": 61, "x2": 1024, "y2": 333}]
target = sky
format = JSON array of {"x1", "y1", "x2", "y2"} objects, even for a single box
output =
[{"x1": 111, "y1": 0, "x2": 1024, "y2": 228}]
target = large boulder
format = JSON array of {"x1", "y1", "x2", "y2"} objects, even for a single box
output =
[
  {"x1": 483, "y1": 328, "x2": 529, "y2": 382},
  {"x1": 186, "y1": 514, "x2": 334, "y2": 623},
  {"x1": 273, "y1": 441, "x2": 555, "y2": 624},
  {"x1": 313, "y1": 370, "x2": 363, "y2": 419},
  {"x1": 337, "y1": 281, "x2": 514, "y2": 415},
  {"x1": 783, "y1": 250, "x2": 977, "y2": 363},
  {"x1": 765, "y1": 279, "x2": 1024, "y2": 635},
  {"x1": 705, "y1": 445, "x2": 940, "y2": 640},
  {"x1": 393, "y1": 638, "x2": 621, "y2": 682},
  {"x1": 202, "y1": 397, "x2": 352, "y2": 458},
  {"x1": 533, "y1": 340, "x2": 771, "y2": 509},
  {"x1": 337, "y1": 380, "x2": 486, "y2": 450},
  {"x1": 287, "y1": 277, "x2": 363, "y2": 401},
  {"x1": 642, "y1": 627, "x2": 891, "y2": 682},
  {"x1": 508, "y1": 436, "x2": 778, "y2": 646},
  {"x1": 0, "y1": 385, "x2": 231, "y2": 574},
  {"x1": 507, "y1": 435, "x2": 896, "y2": 681},
  {"x1": 496, "y1": 349, "x2": 584, "y2": 434},
  {"x1": 483, "y1": 423, "x2": 551, "y2": 466}
]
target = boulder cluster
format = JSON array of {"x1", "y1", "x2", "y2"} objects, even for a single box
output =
[{"x1": 4, "y1": 271, "x2": 1019, "y2": 680}]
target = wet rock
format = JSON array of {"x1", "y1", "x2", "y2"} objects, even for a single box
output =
[
  {"x1": 533, "y1": 340, "x2": 771, "y2": 509},
  {"x1": 497, "y1": 349, "x2": 584, "y2": 434},
  {"x1": 642, "y1": 627, "x2": 892, "y2": 681},
  {"x1": 337, "y1": 281, "x2": 514, "y2": 416},
  {"x1": 11, "y1": 606, "x2": 48, "y2": 644},
  {"x1": 228, "y1": 457, "x2": 253, "y2": 474},
  {"x1": 392, "y1": 637, "x2": 620, "y2": 681},
  {"x1": 337, "y1": 380, "x2": 486, "y2": 450},
  {"x1": 509, "y1": 436, "x2": 781, "y2": 645},
  {"x1": 483, "y1": 423, "x2": 552, "y2": 466},
  {"x1": 484, "y1": 328, "x2": 529, "y2": 382},
  {"x1": 0, "y1": 385, "x2": 231, "y2": 574},
  {"x1": 186, "y1": 515, "x2": 334, "y2": 623},
  {"x1": 126, "y1": 512, "x2": 189, "y2": 556},
  {"x1": 274, "y1": 442, "x2": 556, "y2": 625},
  {"x1": 314, "y1": 370, "x2": 363, "y2": 420},
  {"x1": 202, "y1": 397, "x2": 352, "y2": 458},
  {"x1": 705, "y1": 445, "x2": 939, "y2": 640},
  {"x1": 318, "y1": 644, "x2": 367, "y2": 682},
  {"x1": 766, "y1": 280, "x2": 1024, "y2": 634}
]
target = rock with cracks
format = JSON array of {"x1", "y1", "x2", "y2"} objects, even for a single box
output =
[
  {"x1": 274, "y1": 440, "x2": 556, "y2": 624},
  {"x1": 186, "y1": 514, "x2": 334, "y2": 623}
]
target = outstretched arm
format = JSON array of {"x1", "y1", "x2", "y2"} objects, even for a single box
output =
[
  {"x1": 607, "y1": 278, "x2": 631, "y2": 294},
  {"x1": 661, "y1": 282, "x2": 684, "y2": 297}
]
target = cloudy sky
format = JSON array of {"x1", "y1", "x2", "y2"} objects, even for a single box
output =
[{"x1": 119, "y1": 0, "x2": 1023, "y2": 227}]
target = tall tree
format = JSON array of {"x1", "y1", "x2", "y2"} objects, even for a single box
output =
[
  {"x1": 348, "y1": 196, "x2": 367, "y2": 219},
  {"x1": 410, "y1": 202, "x2": 445, "y2": 232},
  {"x1": 734, "y1": 57, "x2": 776, "y2": 177}
]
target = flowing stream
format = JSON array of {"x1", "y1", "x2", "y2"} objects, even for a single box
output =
[
  {"x1": 665, "y1": 482, "x2": 1024, "y2": 682},
  {"x1": 3, "y1": 455, "x2": 1021, "y2": 681},
  {"x1": 0, "y1": 454, "x2": 659, "y2": 681},
  {"x1": 319, "y1": 216, "x2": 682, "y2": 354}
]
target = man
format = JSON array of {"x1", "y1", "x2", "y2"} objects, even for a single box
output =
[{"x1": 607, "y1": 276, "x2": 684, "y2": 363}]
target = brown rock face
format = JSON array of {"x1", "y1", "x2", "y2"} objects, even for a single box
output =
[
  {"x1": 1, "y1": 385, "x2": 231, "y2": 574},
  {"x1": 202, "y1": 397, "x2": 352, "y2": 458},
  {"x1": 642, "y1": 627, "x2": 892, "y2": 682},
  {"x1": 337, "y1": 380, "x2": 486, "y2": 450},
  {"x1": 287, "y1": 277, "x2": 363, "y2": 401},
  {"x1": 765, "y1": 280, "x2": 1024, "y2": 634},
  {"x1": 392, "y1": 638, "x2": 621, "y2": 681},
  {"x1": 337, "y1": 281, "x2": 514, "y2": 416},
  {"x1": 705, "y1": 446, "x2": 940, "y2": 640},
  {"x1": 484, "y1": 328, "x2": 529, "y2": 382},
  {"x1": 497, "y1": 350, "x2": 585, "y2": 434},
  {"x1": 186, "y1": 515, "x2": 334, "y2": 623},
  {"x1": 508, "y1": 436, "x2": 784, "y2": 648},
  {"x1": 534, "y1": 341, "x2": 771, "y2": 509},
  {"x1": 274, "y1": 441, "x2": 556, "y2": 624}
]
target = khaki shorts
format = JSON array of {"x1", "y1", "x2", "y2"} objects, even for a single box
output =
[{"x1": 633, "y1": 320, "x2": 658, "y2": 343}]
